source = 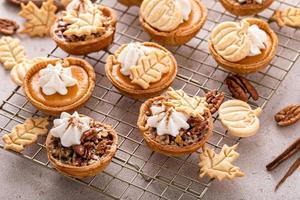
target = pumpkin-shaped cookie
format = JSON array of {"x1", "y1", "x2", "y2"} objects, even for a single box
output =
[
  {"x1": 211, "y1": 20, "x2": 251, "y2": 62},
  {"x1": 219, "y1": 100, "x2": 262, "y2": 137}
]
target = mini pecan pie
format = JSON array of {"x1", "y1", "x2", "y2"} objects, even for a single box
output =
[
  {"x1": 139, "y1": 0, "x2": 207, "y2": 45},
  {"x1": 105, "y1": 42, "x2": 177, "y2": 99},
  {"x1": 23, "y1": 57, "x2": 95, "y2": 115},
  {"x1": 209, "y1": 18, "x2": 278, "y2": 74},
  {"x1": 50, "y1": 0, "x2": 116, "y2": 55},
  {"x1": 46, "y1": 112, "x2": 118, "y2": 178},
  {"x1": 137, "y1": 88, "x2": 213, "y2": 156}
]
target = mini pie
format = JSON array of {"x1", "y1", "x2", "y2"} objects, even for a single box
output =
[
  {"x1": 209, "y1": 18, "x2": 278, "y2": 74},
  {"x1": 105, "y1": 42, "x2": 177, "y2": 99},
  {"x1": 117, "y1": 0, "x2": 143, "y2": 7},
  {"x1": 23, "y1": 57, "x2": 96, "y2": 116},
  {"x1": 139, "y1": 0, "x2": 207, "y2": 45},
  {"x1": 137, "y1": 88, "x2": 213, "y2": 156},
  {"x1": 51, "y1": 0, "x2": 116, "y2": 55},
  {"x1": 220, "y1": 0, "x2": 274, "y2": 16},
  {"x1": 46, "y1": 112, "x2": 118, "y2": 178}
]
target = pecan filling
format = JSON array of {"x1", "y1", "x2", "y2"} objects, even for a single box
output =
[{"x1": 48, "y1": 121, "x2": 114, "y2": 167}]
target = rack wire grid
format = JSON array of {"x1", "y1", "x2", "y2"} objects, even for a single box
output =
[{"x1": 1, "y1": 0, "x2": 300, "y2": 199}]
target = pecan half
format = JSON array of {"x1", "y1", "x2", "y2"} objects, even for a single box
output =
[
  {"x1": 274, "y1": 105, "x2": 300, "y2": 126},
  {"x1": 0, "y1": 18, "x2": 19, "y2": 35},
  {"x1": 205, "y1": 90, "x2": 225, "y2": 114}
]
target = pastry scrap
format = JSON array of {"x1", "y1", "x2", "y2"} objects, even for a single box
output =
[
  {"x1": 199, "y1": 144, "x2": 245, "y2": 181},
  {"x1": 219, "y1": 100, "x2": 262, "y2": 137},
  {"x1": 270, "y1": 7, "x2": 300, "y2": 28},
  {"x1": 105, "y1": 42, "x2": 177, "y2": 99},
  {"x1": 19, "y1": 0, "x2": 57, "y2": 37},
  {"x1": 274, "y1": 105, "x2": 300, "y2": 127},
  {"x1": 0, "y1": 36, "x2": 26, "y2": 70},
  {"x1": 139, "y1": 0, "x2": 207, "y2": 45},
  {"x1": 2, "y1": 118, "x2": 49, "y2": 152},
  {"x1": 51, "y1": 0, "x2": 116, "y2": 55},
  {"x1": 46, "y1": 112, "x2": 118, "y2": 178},
  {"x1": 0, "y1": 18, "x2": 19, "y2": 35},
  {"x1": 137, "y1": 88, "x2": 213, "y2": 156}
]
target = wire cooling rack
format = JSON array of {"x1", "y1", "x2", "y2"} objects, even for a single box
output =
[{"x1": 1, "y1": 0, "x2": 300, "y2": 199}]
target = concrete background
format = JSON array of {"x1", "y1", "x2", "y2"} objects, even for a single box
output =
[{"x1": 0, "y1": 1, "x2": 299, "y2": 200}]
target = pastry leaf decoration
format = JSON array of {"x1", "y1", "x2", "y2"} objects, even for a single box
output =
[
  {"x1": 19, "y1": 0, "x2": 57, "y2": 37},
  {"x1": 130, "y1": 51, "x2": 171, "y2": 89},
  {"x1": 2, "y1": 118, "x2": 49, "y2": 152},
  {"x1": 199, "y1": 144, "x2": 245, "y2": 181},
  {"x1": 270, "y1": 7, "x2": 300, "y2": 28},
  {"x1": 0, "y1": 36, "x2": 26, "y2": 70}
]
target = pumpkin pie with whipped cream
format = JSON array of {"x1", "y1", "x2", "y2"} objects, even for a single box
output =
[
  {"x1": 46, "y1": 112, "x2": 118, "y2": 178},
  {"x1": 137, "y1": 88, "x2": 213, "y2": 156},
  {"x1": 105, "y1": 42, "x2": 177, "y2": 99},
  {"x1": 209, "y1": 18, "x2": 278, "y2": 74},
  {"x1": 51, "y1": 0, "x2": 116, "y2": 55},
  {"x1": 139, "y1": 0, "x2": 207, "y2": 45},
  {"x1": 23, "y1": 57, "x2": 96, "y2": 115}
]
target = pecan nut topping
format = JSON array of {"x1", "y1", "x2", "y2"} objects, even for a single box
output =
[
  {"x1": 0, "y1": 18, "x2": 19, "y2": 35},
  {"x1": 205, "y1": 90, "x2": 225, "y2": 114},
  {"x1": 274, "y1": 105, "x2": 300, "y2": 126}
]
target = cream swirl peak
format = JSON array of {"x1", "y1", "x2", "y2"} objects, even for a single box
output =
[
  {"x1": 247, "y1": 25, "x2": 267, "y2": 56},
  {"x1": 50, "y1": 112, "x2": 91, "y2": 147},
  {"x1": 38, "y1": 62, "x2": 77, "y2": 96}
]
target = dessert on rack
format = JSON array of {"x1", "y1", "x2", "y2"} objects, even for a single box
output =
[
  {"x1": 51, "y1": 0, "x2": 116, "y2": 55},
  {"x1": 23, "y1": 57, "x2": 95, "y2": 115},
  {"x1": 46, "y1": 112, "x2": 118, "y2": 178},
  {"x1": 209, "y1": 18, "x2": 278, "y2": 74},
  {"x1": 139, "y1": 0, "x2": 207, "y2": 45},
  {"x1": 105, "y1": 42, "x2": 177, "y2": 99}
]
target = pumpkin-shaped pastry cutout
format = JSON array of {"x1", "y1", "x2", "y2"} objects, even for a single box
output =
[
  {"x1": 219, "y1": 100, "x2": 262, "y2": 137},
  {"x1": 211, "y1": 20, "x2": 251, "y2": 62}
]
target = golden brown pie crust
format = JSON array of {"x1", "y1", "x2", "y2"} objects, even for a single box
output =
[
  {"x1": 23, "y1": 57, "x2": 96, "y2": 116},
  {"x1": 105, "y1": 42, "x2": 178, "y2": 99},
  {"x1": 137, "y1": 96, "x2": 213, "y2": 156},
  {"x1": 46, "y1": 121, "x2": 118, "y2": 178},
  {"x1": 220, "y1": 0, "x2": 274, "y2": 16},
  {"x1": 50, "y1": 6, "x2": 116, "y2": 55},
  {"x1": 139, "y1": 0, "x2": 207, "y2": 46},
  {"x1": 209, "y1": 18, "x2": 278, "y2": 74}
]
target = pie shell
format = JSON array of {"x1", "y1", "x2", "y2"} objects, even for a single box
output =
[
  {"x1": 220, "y1": 0, "x2": 274, "y2": 16},
  {"x1": 46, "y1": 121, "x2": 118, "y2": 178},
  {"x1": 50, "y1": 6, "x2": 116, "y2": 55},
  {"x1": 117, "y1": 0, "x2": 142, "y2": 6},
  {"x1": 23, "y1": 57, "x2": 96, "y2": 116},
  {"x1": 137, "y1": 96, "x2": 213, "y2": 156},
  {"x1": 105, "y1": 42, "x2": 178, "y2": 99},
  {"x1": 139, "y1": 0, "x2": 207, "y2": 46},
  {"x1": 209, "y1": 18, "x2": 278, "y2": 74}
]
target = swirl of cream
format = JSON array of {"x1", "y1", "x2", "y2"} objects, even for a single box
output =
[
  {"x1": 50, "y1": 112, "x2": 91, "y2": 147},
  {"x1": 38, "y1": 62, "x2": 77, "y2": 96},
  {"x1": 176, "y1": 0, "x2": 192, "y2": 21},
  {"x1": 147, "y1": 105, "x2": 190, "y2": 137},
  {"x1": 247, "y1": 25, "x2": 267, "y2": 56}
]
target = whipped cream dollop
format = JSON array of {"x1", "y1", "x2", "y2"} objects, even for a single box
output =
[
  {"x1": 50, "y1": 112, "x2": 91, "y2": 147},
  {"x1": 237, "y1": 0, "x2": 264, "y2": 4},
  {"x1": 38, "y1": 62, "x2": 77, "y2": 96},
  {"x1": 176, "y1": 0, "x2": 192, "y2": 21},
  {"x1": 147, "y1": 105, "x2": 190, "y2": 137},
  {"x1": 247, "y1": 25, "x2": 267, "y2": 56}
]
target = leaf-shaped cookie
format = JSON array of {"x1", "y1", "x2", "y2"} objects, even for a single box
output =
[
  {"x1": 2, "y1": 118, "x2": 49, "y2": 152},
  {"x1": 19, "y1": 0, "x2": 57, "y2": 37},
  {"x1": 199, "y1": 144, "x2": 245, "y2": 181},
  {"x1": 0, "y1": 36, "x2": 26, "y2": 70},
  {"x1": 130, "y1": 51, "x2": 171, "y2": 89},
  {"x1": 270, "y1": 7, "x2": 300, "y2": 28}
]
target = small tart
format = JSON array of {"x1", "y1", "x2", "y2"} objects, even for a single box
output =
[
  {"x1": 209, "y1": 18, "x2": 278, "y2": 74},
  {"x1": 220, "y1": 0, "x2": 274, "y2": 16},
  {"x1": 51, "y1": 3, "x2": 116, "y2": 55},
  {"x1": 105, "y1": 42, "x2": 177, "y2": 99},
  {"x1": 23, "y1": 57, "x2": 96, "y2": 115},
  {"x1": 46, "y1": 114, "x2": 118, "y2": 178},
  {"x1": 137, "y1": 90, "x2": 213, "y2": 156},
  {"x1": 139, "y1": 0, "x2": 207, "y2": 45},
  {"x1": 117, "y1": 0, "x2": 143, "y2": 7}
]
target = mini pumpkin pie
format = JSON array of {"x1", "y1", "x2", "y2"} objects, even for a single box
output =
[
  {"x1": 23, "y1": 57, "x2": 96, "y2": 116},
  {"x1": 51, "y1": 0, "x2": 116, "y2": 55},
  {"x1": 137, "y1": 88, "x2": 213, "y2": 156},
  {"x1": 139, "y1": 0, "x2": 207, "y2": 45},
  {"x1": 117, "y1": 0, "x2": 143, "y2": 7},
  {"x1": 209, "y1": 18, "x2": 278, "y2": 74},
  {"x1": 105, "y1": 42, "x2": 177, "y2": 99},
  {"x1": 220, "y1": 0, "x2": 274, "y2": 16},
  {"x1": 46, "y1": 112, "x2": 118, "y2": 178}
]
